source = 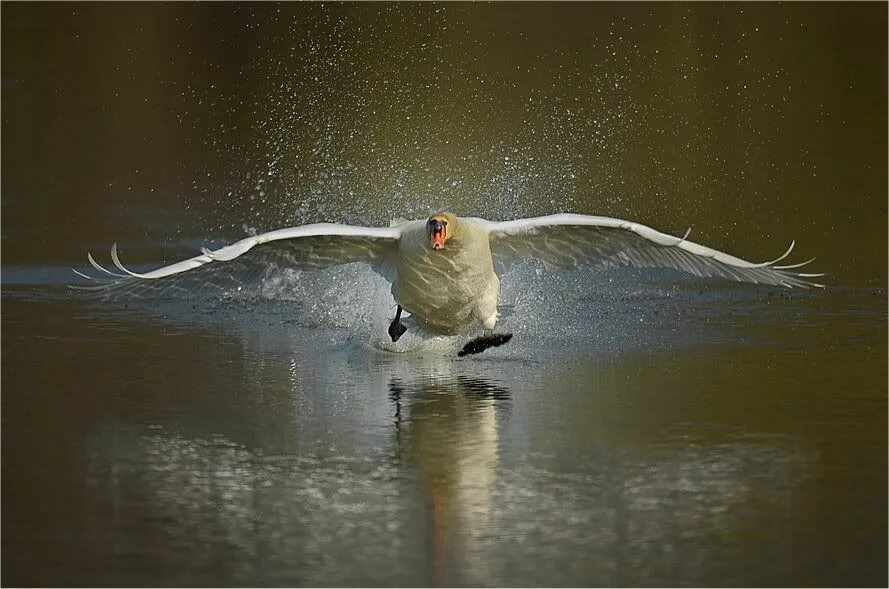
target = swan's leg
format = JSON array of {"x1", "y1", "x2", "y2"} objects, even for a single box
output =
[
  {"x1": 388, "y1": 305, "x2": 408, "y2": 342},
  {"x1": 458, "y1": 331, "x2": 513, "y2": 357},
  {"x1": 460, "y1": 295, "x2": 512, "y2": 356}
]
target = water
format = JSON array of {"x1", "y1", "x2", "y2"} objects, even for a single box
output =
[
  {"x1": 2, "y1": 265, "x2": 886, "y2": 586},
  {"x1": 2, "y1": 3, "x2": 887, "y2": 587}
]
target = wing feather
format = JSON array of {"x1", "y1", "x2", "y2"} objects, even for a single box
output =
[
  {"x1": 483, "y1": 213, "x2": 823, "y2": 288},
  {"x1": 72, "y1": 223, "x2": 402, "y2": 297}
]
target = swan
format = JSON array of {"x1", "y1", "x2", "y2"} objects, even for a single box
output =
[{"x1": 74, "y1": 212, "x2": 823, "y2": 355}]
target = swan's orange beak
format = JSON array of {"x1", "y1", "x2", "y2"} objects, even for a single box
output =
[{"x1": 428, "y1": 219, "x2": 447, "y2": 250}]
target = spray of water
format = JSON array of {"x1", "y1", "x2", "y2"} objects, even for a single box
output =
[
  {"x1": 177, "y1": 4, "x2": 685, "y2": 238},
  {"x1": 145, "y1": 5, "x2": 808, "y2": 356}
]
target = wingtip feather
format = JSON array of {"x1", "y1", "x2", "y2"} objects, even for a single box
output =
[
  {"x1": 88, "y1": 251, "x2": 128, "y2": 278},
  {"x1": 71, "y1": 268, "x2": 95, "y2": 281},
  {"x1": 774, "y1": 257, "x2": 816, "y2": 270},
  {"x1": 110, "y1": 243, "x2": 146, "y2": 278},
  {"x1": 750, "y1": 239, "x2": 795, "y2": 268}
]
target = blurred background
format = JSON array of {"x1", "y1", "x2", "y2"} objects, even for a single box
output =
[
  {"x1": 2, "y1": 2, "x2": 886, "y2": 285},
  {"x1": 2, "y1": 3, "x2": 887, "y2": 587}
]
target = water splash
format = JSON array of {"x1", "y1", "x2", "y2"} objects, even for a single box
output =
[{"x1": 178, "y1": 4, "x2": 670, "y2": 237}]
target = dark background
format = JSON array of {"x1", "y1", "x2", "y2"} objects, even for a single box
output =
[{"x1": 2, "y1": 2, "x2": 886, "y2": 285}]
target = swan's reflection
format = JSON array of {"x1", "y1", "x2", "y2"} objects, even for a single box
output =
[
  {"x1": 388, "y1": 375, "x2": 510, "y2": 586},
  {"x1": 77, "y1": 321, "x2": 815, "y2": 586}
]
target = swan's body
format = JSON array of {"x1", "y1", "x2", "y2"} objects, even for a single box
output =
[
  {"x1": 392, "y1": 218, "x2": 499, "y2": 334},
  {"x1": 74, "y1": 213, "x2": 823, "y2": 345}
]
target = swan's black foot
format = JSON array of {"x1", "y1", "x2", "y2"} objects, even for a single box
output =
[
  {"x1": 388, "y1": 320, "x2": 407, "y2": 342},
  {"x1": 388, "y1": 305, "x2": 407, "y2": 342},
  {"x1": 458, "y1": 333, "x2": 513, "y2": 357}
]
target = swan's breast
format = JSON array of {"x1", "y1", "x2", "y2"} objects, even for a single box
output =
[{"x1": 391, "y1": 222, "x2": 497, "y2": 334}]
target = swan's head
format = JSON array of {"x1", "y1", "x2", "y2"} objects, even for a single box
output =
[{"x1": 426, "y1": 212, "x2": 457, "y2": 251}]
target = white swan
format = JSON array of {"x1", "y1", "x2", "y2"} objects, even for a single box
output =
[{"x1": 74, "y1": 212, "x2": 822, "y2": 354}]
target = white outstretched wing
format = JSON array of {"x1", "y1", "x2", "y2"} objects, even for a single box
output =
[
  {"x1": 72, "y1": 223, "x2": 403, "y2": 297},
  {"x1": 479, "y1": 213, "x2": 823, "y2": 288}
]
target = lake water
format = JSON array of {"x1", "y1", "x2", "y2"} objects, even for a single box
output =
[
  {"x1": 2, "y1": 264, "x2": 886, "y2": 586},
  {"x1": 2, "y1": 3, "x2": 887, "y2": 587}
]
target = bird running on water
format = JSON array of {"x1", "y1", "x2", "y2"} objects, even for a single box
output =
[{"x1": 74, "y1": 212, "x2": 823, "y2": 356}]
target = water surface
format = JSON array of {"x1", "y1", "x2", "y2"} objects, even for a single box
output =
[{"x1": 2, "y1": 266, "x2": 886, "y2": 586}]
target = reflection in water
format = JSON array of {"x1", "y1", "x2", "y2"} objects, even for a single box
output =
[
  {"x1": 83, "y1": 421, "x2": 811, "y2": 586},
  {"x1": 4, "y1": 275, "x2": 884, "y2": 586},
  {"x1": 389, "y1": 375, "x2": 509, "y2": 587},
  {"x1": 76, "y1": 339, "x2": 816, "y2": 586},
  {"x1": 86, "y1": 427, "x2": 417, "y2": 586}
]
